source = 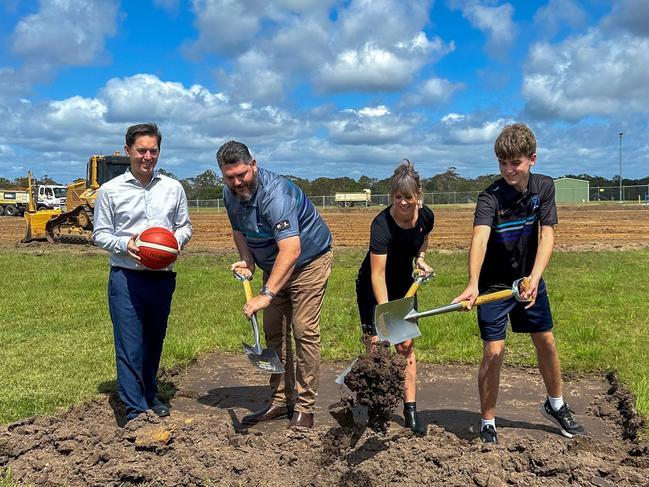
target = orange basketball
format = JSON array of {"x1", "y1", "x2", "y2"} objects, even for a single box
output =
[{"x1": 136, "y1": 227, "x2": 179, "y2": 269}]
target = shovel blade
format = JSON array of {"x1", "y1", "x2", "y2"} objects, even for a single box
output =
[
  {"x1": 243, "y1": 345, "x2": 285, "y2": 374},
  {"x1": 374, "y1": 296, "x2": 421, "y2": 344},
  {"x1": 334, "y1": 358, "x2": 358, "y2": 385}
]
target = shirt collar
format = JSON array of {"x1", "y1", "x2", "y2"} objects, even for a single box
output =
[{"x1": 123, "y1": 167, "x2": 161, "y2": 186}]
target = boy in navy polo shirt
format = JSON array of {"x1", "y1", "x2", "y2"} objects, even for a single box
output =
[{"x1": 453, "y1": 123, "x2": 584, "y2": 444}]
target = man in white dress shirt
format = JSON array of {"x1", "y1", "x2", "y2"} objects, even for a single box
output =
[{"x1": 93, "y1": 123, "x2": 192, "y2": 421}]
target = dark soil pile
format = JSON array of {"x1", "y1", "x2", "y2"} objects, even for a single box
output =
[
  {"x1": 2, "y1": 396, "x2": 649, "y2": 486},
  {"x1": 337, "y1": 341, "x2": 406, "y2": 433},
  {"x1": 1, "y1": 355, "x2": 649, "y2": 486}
]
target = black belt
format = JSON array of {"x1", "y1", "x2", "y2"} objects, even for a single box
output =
[{"x1": 111, "y1": 266, "x2": 176, "y2": 277}]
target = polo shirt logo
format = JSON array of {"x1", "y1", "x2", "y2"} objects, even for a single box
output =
[
  {"x1": 274, "y1": 219, "x2": 291, "y2": 231},
  {"x1": 530, "y1": 195, "x2": 540, "y2": 211}
]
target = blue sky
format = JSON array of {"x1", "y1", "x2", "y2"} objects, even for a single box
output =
[{"x1": 0, "y1": 0, "x2": 647, "y2": 184}]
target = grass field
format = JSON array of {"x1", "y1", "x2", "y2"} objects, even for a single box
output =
[{"x1": 1, "y1": 248, "x2": 648, "y2": 425}]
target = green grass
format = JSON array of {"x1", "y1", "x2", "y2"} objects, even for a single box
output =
[{"x1": 1, "y1": 248, "x2": 648, "y2": 424}]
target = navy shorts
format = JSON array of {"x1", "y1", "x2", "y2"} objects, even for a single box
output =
[{"x1": 477, "y1": 280, "x2": 553, "y2": 341}]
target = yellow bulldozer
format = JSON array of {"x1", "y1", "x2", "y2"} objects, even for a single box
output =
[{"x1": 23, "y1": 153, "x2": 131, "y2": 244}]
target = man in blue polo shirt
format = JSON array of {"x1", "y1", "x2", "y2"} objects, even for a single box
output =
[
  {"x1": 453, "y1": 123, "x2": 584, "y2": 444},
  {"x1": 217, "y1": 140, "x2": 332, "y2": 429}
]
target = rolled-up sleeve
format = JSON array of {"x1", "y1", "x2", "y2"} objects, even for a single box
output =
[{"x1": 92, "y1": 188, "x2": 130, "y2": 254}]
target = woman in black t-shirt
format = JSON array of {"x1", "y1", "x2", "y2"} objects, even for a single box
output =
[{"x1": 356, "y1": 160, "x2": 434, "y2": 434}]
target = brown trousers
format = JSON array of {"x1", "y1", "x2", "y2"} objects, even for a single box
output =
[{"x1": 263, "y1": 250, "x2": 332, "y2": 413}]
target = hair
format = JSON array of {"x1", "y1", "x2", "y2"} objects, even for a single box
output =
[
  {"x1": 216, "y1": 140, "x2": 254, "y2": 167},
  {"x1": 494, "y1": 123, "x2": 536, "y2": 160},
  {"x1": 125, "y1": 123, "x2": 162, "y2": 147},
  {"x1": 390, "y1": 159, "x2": 422, "y2": 200}
]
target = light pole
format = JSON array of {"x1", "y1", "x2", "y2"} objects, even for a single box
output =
[{"x1": 619, "y1": 132, "x2": 623, "y2": 202}]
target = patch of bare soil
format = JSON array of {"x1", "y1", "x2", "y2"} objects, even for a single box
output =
[
  {"x1": 3, "y1": 204, "x2": 649, "y2": 252},
  {"x1": 2, "y1": 353, "x2": 648, "y2": 486}
]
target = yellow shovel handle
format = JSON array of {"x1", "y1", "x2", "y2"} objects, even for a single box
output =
[
  {"x1": 405, "y1": 280, "x2": 421, "y2": 298},
  {"x1": 243, "y1": 279, "x2": 254, "y2": 301},
  {"x1": 460, "y1": 277, "x2": 530, "y2": 309}
]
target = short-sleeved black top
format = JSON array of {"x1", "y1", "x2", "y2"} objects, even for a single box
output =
[
  {"x1": 356, "y1": 204, "x2": 435, "y2": 301},
  {"x1": 474, "y1": 173, "x2": 557, "y2": 293}
]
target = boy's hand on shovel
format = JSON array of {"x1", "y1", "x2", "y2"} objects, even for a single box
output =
[
  {"x1": 452, "y1": 283, "x2": 479, "y2": 310},
  {"x1": 521, "y1": 275, "x2": 538, "y2": 309}
]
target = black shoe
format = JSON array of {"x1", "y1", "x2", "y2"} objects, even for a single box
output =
[
  {"x1": 480, "y1": 424, "x2": 498, "y2": 444},
  {"x1": 242, "y1": 404, "x2": 293, "y2": 426},
  {"x1": 404, "y1": 403, "x2": 426, "y2": 435},
  {"x1": 149, "y1": 398, "x2": 170, "y2": 417},
  {"x1": 540, "y1": 399, "x2": 584, "y2": 438}
]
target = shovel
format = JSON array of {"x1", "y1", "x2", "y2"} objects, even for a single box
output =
[
  {"x1": 235, "y1": 274, "x2": 285, "y2": 374},
  {"x1": 335, "y1": 270, "x2": 433, "y2": 385},
  {"x1": 375, "y1": 277, "x2": 530, "y2": 344}
]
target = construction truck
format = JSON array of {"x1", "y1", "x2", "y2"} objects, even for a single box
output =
[
  {"x1": 35, "y1": 184, "x2": 67, "y2": 210},
  {"x1": 0, "y1": 190, "x2": 29, "y2": 216},
  {"x1": 23, "y1": 153, "x2": 131, "y2": 243},
  {"x1": 334, "y1": 189, "x2": 371, "y2": 207}
]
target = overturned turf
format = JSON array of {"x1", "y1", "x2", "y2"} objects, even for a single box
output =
[{"x1": 1, "y1": 354, "x2": 649, "y2": 486}]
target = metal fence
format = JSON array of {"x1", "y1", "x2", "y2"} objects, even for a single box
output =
[{"x1": 187, "y1": 184, "x2": 649, "y2": 211}]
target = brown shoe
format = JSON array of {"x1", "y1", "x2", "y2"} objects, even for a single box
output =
[
  {"x1": 242, "y1": 404, "x2": 292, "y2": 426},
  {"x1": 288, "y1": 411, "x2": 314, "y2": 429}
]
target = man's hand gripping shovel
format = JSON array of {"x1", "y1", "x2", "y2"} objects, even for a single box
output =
[
  {"x1": 234, "y1": 272, "x2": 285, "y2": 374},
  {"x1": 373, "y1": 277, "x2": 531, "y2": 344}
]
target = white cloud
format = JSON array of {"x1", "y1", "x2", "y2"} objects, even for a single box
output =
[
  {"x1": 533, "y1": 0, "x2": 587, "y2": 39},
  {"x1": 402, "y1": 77, "x2": 463, "y2": 106},
  {"x1": 603, "y1": 0, "x2": 649, "y2": 38},
  {"x1": 215, "y1": 50, "x2": 285, "y2": 103},
  {"x1": 441, "y1": 113, "x2": 465, "y2": 124},
  {"x1": 523, "y1": 30, "x2": 649, "y2": 120},
  {"x1": 318, "y1": 35, "x2": 452, "y2": 93},
  {"x1": 327, "y1": 105, "x2": 416, "y2": 145},
  {"x1": 459, "y1": 2, "x2": 516, "y2": 60},
  {"x1": 11, "y1": 0, "x2": 119, "y2": 66},
  {"x1": 447, "y1": 119, "x2": 506, "y2": 144},
  {"x1": 186, "y1": 0, "x2": 452, "y2": 98}
]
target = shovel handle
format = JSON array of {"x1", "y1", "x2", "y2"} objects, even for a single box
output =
[
  {"x1": 459, "y1": 277, "x2": 531, "y2": 309},
  {"x1": 243, "y1": 279, "x2": 254, "y2": 301},
  {"x1": 405, "y1": 280, "x2": 421, "y2": 298}
]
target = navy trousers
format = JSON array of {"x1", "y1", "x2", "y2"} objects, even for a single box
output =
[{"x1": 108, "y1": 267, "x2": 176, "y2": 419}]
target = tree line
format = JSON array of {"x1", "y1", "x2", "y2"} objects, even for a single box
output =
[{"x1": 1, "y1": 168, "x2": 648, "y2": 201}]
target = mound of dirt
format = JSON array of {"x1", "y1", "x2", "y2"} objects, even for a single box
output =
[
  {"x1": 337, "y1": 341, "x2": 406, "y2": 434},
  {"x1": 2, "y1": 353, "x2": 649, "y2": 486}
]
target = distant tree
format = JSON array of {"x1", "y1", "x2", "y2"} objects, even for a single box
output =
[
  {"x1": 0, "y1": 177, "x2": 12, "y2": 189},
  {"x1": 426, "y1": 167, "x2": 464, "y2": 192},
  {"x1": 309, "y1": 177, "x2": 360, "y2": 195},
  {"x1": 284, "y1": 175, "x2": 311, "y2": 194},
  {"x1": 12, "y1": 177, "x2": 29, "y2": 189},
  {"x1": 358, "y1": 175, "x2": 378, "y2": 190},
  {"x1": 158, "y1": 168, "x2": 177, "y2": 179},
  {"x1": 38, "y1": 174, "x2": 60, "y2": 185},
  {"x1": 372, "y1": 177, "x2": 392, "y2": 194},
  {"x1": 181, "y1": 169, "x2": 223, "y2": 200}
]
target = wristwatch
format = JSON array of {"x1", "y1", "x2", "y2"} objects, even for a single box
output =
[{"x1": 259, "y1": 285, "x2": 276, "y2": 299}]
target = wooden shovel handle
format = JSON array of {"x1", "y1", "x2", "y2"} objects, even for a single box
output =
[
  {"x1": 459, "y1": 277, "x2": 530, "y2": 309},
  {"x1": 243, "y1": 279, "x2": 254, "y2": 301},
  {"x1": 472, "y1": 288, "x2": 513, "y2": 306},
  {"x1": 405, "y1": 280, "x2": 421, "y2": 298},
  {"x1": 405, "y1": 269, "x2": 430, "y2": 298}
]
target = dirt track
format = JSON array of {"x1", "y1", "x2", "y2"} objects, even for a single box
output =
[{"x1": 2, "y1": 203, "x2": 649, "y2": 252}]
